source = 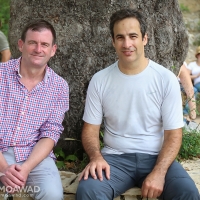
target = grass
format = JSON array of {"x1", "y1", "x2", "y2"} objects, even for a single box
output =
[{"x1": 180, "y1": 3, "x2": 190, "y2": 12}]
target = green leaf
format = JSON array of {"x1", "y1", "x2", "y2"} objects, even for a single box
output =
[
  {"x1": 65, "y1": 154, "x2": 78, "y2": 161},
  {"x1": 56, "y1": 161, "x2": 65, "y2": 169},
  {"x1": 54, "y1": 147, "x2": 65, "y2": 159}
]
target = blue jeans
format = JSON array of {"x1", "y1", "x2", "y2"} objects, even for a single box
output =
[
  {"x1": 76, "y1": 153, "x2": 200, "y2": 200},
  {"x1": 182, "y1": 86, "x2": 197, "y2": 115},
  {"x1": 194, "y1": 82, "x2": 200, "y2": 93}
]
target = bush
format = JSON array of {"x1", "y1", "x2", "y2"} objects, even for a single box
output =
[
  {"x1": 177, "y1": 128, "x2": 200, "y2": 161},
  {"x1": 0, "y1": 0, "x2": 10, "y2": 36}
]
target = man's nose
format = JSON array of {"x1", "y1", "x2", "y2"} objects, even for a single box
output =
[
  {"x1": 123, "y1": 38, "x2": 132, "y2": 48},
  {"x1": 34, "y1": 44, "x2": 41, "y2": 52}
]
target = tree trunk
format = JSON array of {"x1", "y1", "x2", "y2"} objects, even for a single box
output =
[{"x1": 9, "y1": 0, "x2": 188, "y2": 155}]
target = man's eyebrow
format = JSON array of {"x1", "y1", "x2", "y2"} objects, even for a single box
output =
[
  {"x1": 115, "y1": 33, "x2": 139, "y2": 37},
  {"x1": 129, "y1": 33, "x2": 138, "y2": 36},
  {"x1": 27, "y1": 40, "x2": 37, "y2": 43},
  {"x1": 115, "y1": 34, "x2": 124, "y2": 37}
]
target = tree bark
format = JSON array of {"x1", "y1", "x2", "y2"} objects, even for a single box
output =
[{"x1": 9, "y1": 0, "x2": 188, "y2": 154}]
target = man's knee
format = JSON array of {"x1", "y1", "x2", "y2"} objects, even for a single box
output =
[
  {"x1": 76, "y1": 179, "x2": 112, "y2": 200},
  {"x1": 76, "y1": 180, "x2": 97, "y2": 200},
  {"x1": 176, "y1": 179, "x2": 200, "y2": 199},
  {"x1": 163, "y1": 178, "x2": 200, "y2": 200}
]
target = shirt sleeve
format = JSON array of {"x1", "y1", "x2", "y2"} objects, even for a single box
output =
[
  {"x1": 38, "y1": 82, "x2": 69, "y2": 144},
  {"x1": 161, "y1": 72, "x2": 184, "y2": 130},
  {"x1": 83, "y1": 75, "x2": 103, "y2": 125},
  {"x1": 0, "y1": 31, "x2": 9, "y2": 52},
  {"x1": 186, "y1": 62, "x2": 192, "y2": 70}
]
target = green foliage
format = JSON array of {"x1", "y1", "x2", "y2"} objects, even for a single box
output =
[
  {"x1": 54, "y1": 146, "x2": 78, "y2": 170},
  {"x1": 197, "y1": 21, "x2": 200, "y2": 32},
  {"x1": 195, "y1": 94, "x2": 200, "y2": 116},
  {"x1": 171, "y1": 65, "x2": 176, "y2": 74},
  {"x1": 0, "y1": 0, "x2": 10, "y2": 36},
  {"x1": 179, "y1": 3, "x2": 190, "y2": 12},
  {"x1": 193, "y1": 37, "x2": 200, "y2": 46},
  {"x1": 177, "y1": 128, "x2": 200, "y2": 161},
  {"x1": 78, "y1": 153, "x2": 89, "y2": 171},
  {"x1": 99, "y1": 131, "x2": 104, "y2": 149}
]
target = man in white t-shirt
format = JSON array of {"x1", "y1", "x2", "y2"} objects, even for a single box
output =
[{"x1": 76, "y1": 9, "x2": 200, "y2": 200}]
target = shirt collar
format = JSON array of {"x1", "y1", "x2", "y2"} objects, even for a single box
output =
[{"x1": 14, "y1": 57, "x2": 50, "y2": 82}]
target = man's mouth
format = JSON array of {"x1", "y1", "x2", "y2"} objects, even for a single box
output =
[
  {"x1": 31, "y1": 55, "x2": 43, "y2": 57},
  {"x1": 122, "y1": 48, "x2": 136, "y2": 54},
  {"x1": 122, "y1": 50, "x2": 135, "y2": 55}
]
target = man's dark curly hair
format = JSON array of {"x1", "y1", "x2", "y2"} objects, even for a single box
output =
[{"x1": 109, "y1": 8, "x2": 147, "y2": 39}]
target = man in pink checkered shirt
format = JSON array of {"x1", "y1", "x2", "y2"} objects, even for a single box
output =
[{"x1": 0, "y1": 19, "x2": 69, "y2": 200}]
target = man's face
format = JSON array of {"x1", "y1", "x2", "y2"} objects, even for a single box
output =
[
  {"x1": 112, "y1": 17, "x2": 147, "y2": 66},
  {"x1": 18, "y1": 29, "x2": 57, "y2": 69}
]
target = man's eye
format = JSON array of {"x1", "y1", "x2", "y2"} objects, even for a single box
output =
[
  {"x1": 42, "y1": 44, "x2": 49, "y2": 47},
  {"x1": 130, "y1": 35, "x2": 136, "y2": 39},
  {"x1": 29, "y1": 41, "x2": 35, "y2": 44}
]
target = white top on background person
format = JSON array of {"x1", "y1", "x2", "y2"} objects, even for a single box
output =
[
  {"x1": 178, "y1": 61, "x2": 196, "y2": 120},
  {"x1": 187, "y1": 46, "x2": 200, "y2": 85}
]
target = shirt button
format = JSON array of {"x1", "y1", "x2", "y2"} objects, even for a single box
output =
[{"x1": 17, "y1": 127, "x2": 20, "y2": 131}]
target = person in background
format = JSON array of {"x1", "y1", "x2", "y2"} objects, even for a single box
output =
[
  {"x1": 76, "y1": 8, "x2": 200, "y2": 200},
  {"x1": 178, "y1": 61, "x2": 196, "y2": 121},
  {"x1": 0, "y1": 19, "x2": 69, "y2": 200},
  {"x1": 0, "y1": 30, "x2": 11, "y2": 62},
  {"x1": 187, "y1": 46, "x2": 200, "y2": 92}
]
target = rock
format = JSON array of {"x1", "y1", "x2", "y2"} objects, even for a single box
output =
[{"x1": 59, "y1": 171, "x2": 77, "y2": 188}]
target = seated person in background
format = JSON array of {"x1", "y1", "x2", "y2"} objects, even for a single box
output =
[
  {"x1": 0, "y1": 19, "x2": 69, "y2": 199},
  {"x1": 76, "y1": 8, "x2": 200, "y2": 200},
  {"x1": 187, "y1": 46, "x2": 200, "y2": 92},
  {"x1": 177, "y1": 61, "x2": 196, "y2": 121},
  {"x1": 0, "y1": 30, "x2": 11, "y2": 62}
]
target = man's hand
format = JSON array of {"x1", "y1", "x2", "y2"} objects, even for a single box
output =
[
  {"x1": 79, "y1": 155, "x2": 110, "y2": 181},
  {"x1": 15, "y1": 164, "x2": 31, "y2": 185},
  {"x1": 141, "y1": 171, "x2": 165, "y2": 198},
  {"x1": 0, "y1": 164, "x2": 25, "y2": 192}
]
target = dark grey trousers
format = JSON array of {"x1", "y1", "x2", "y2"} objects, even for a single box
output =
[{"x1": 76, "y1": 153, "x2": 200, "y2": 200}]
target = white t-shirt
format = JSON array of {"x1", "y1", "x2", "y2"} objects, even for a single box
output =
[
  {"x1": 83, "y1": 60, "x2": 183, "y2": 155},
  {"x1": 187, "y1": 61, "x2": 200, "y2": 85}
]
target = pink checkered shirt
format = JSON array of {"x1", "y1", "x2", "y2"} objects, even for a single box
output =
[{"x1": 0, "y1": 58, "x2": 69, "y2": 162}]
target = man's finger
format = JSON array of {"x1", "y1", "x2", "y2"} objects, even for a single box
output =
[
  {"x1": 96, "y1": 166, "x2": 103, "y2": 181},
  {"x1": 104, "y1": 165, "x2": 110, "y2": 180},
  {"x1": 89, "y1": 165, "x2": 97, "y2": 180}
]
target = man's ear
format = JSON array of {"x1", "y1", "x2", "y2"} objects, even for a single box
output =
[
  {"x1": 143, "y1": 34, "x2": 148, "y2": 46},
  {"x1": 112, "y1": 38, "x2": 115, "y2": 48},
  {"x1": 50, "y1": 44, "x2": 57, "y2": 57},
  {"x1": 18, "y1": 39, "x2": 24, "y2": 52}
]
